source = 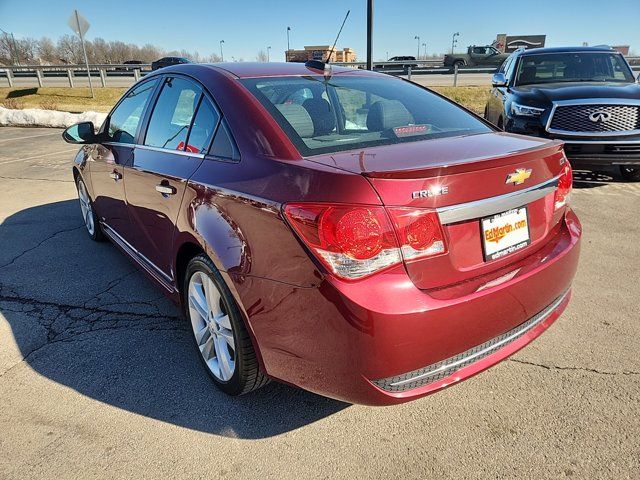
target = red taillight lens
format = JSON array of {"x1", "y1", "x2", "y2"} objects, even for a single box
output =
[
  {"x1": 386, "y1": 208, "x2": 447, "y2": 261},
  {"x1": 283, "y1": 203, "x2": 448, "y2": 280},
  {"x1": 554, "y1": 161, "x2": 573, "y2": 211},
  {"x1": 284, "y1": 203, "x2": 401, "y2": 280}
]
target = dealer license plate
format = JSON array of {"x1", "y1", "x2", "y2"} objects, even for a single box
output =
[{"x1": 481, "y1": 207, "x2": 531, "y2": 261}]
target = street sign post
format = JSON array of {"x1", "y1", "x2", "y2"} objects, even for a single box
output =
[{"x1": 68, "y1": 10, "x2": 94, "y2": 97}]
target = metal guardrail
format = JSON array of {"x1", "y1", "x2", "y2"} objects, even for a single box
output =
[{"x1": 1, "y1": 58, "x2": 639, "y2": 88}]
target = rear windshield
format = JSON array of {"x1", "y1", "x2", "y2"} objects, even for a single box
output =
[
  {"x1": 240, "y1": 75, "x2": 491, "y2": 156},
  {"x1": 515, "y1": 52, "x2": 635, "y2": 86}
]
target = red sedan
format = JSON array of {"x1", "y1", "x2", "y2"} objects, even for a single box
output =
[{"x1": 62, "y1": 61, "x2": 581, "y2": 405}]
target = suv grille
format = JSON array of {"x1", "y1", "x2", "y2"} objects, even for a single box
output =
[{"x1": 549, "y1": 104, "x2": 640, "y2": 135}]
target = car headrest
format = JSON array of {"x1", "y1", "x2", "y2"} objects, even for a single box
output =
[
  {"x1": 519, "y1": 65, "x2": 537, "y2": 84},
  {"x1": 366, "y1": 100, "x2": 414, "y2": 131},
  {"x1": 302, "y1": 98, "x2": 336, "y2": 136},
  {"x1": 275, "y1": 104, "x2": 314, "y2": 138}
]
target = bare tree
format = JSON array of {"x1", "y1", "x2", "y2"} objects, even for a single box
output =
[
  {"x1": 37, "y1": 37, "x2": 58, "y2": 64},
  {"x1": 256, "y1": 50, "x2": 268, "y2": 62},
  {"x1": 57, "y1": 34, "x2": 83, "y2": 64}
]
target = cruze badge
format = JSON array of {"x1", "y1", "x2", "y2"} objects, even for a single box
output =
[
  {"x1": 589, "y1": 111, "x2": 612, "y2": 123},
  {"x1": 411, "y1": 186, "x2": 449, "y2": 199},
  {"x1": 505, "y1": 168, "x2": 532, "y2": 186}
]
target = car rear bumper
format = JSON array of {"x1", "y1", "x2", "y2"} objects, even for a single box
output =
[{"x1": 233, "y1": 209, "x2": 581, "y2": 405}]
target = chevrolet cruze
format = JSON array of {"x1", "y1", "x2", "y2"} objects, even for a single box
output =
[{"x1": 63, "y1": 61, "x2": 581, "y2": 405}]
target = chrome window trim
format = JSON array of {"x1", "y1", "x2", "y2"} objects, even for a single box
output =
[
  {"x1": 101, "y1": 141, "x2": 205, "y2": 159},
  {"x1": 545, "y1": 99, "x2": 640, "y2": 137},
  {"x1": 436, "y1": 175, "x2": 559, "y2": 225}
]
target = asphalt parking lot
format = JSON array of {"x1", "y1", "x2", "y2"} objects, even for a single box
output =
[{"x1": 0, "y1": 126, "x2": 638, "y2": 479}]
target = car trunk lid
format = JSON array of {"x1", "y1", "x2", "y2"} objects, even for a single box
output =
[{"x1": 309, "y1": 132, "x2": 568, "y2": 290}]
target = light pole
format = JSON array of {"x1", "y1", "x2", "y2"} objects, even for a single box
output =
[
  {"x1": 414, "y1": 35, "x2": 420, "y2": 60},
  {"x1": 422, "y1": 42, "x2": 426, "y2": 60},
  {"x1": 287, "y1": 26, "x2": 291, "y2": 51},
  {"x1": 267, "y1": 46, "x2": 271, "y2": 62},
  {"x1": 451, "y1": 32, "x2": 460, "y2": 54},
  {"x1": 220, "y1": 40, "x2": 225, "y2": 62}
]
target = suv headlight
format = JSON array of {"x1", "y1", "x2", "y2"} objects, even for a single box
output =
[{"x1": 511, "y1": 102, "x2": 545, "y2": 117}]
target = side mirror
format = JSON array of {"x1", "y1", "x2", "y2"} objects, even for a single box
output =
[
  {"x1": 492, "y1": 73, "x2": 508, "y2": 87},
  {"x1": 62, "y1": 121, "x2": 96, "y2": 144}
]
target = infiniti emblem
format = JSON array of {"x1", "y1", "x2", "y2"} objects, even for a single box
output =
[{"x1": 588, "y1": 111, "x2": 612, "y2": 123}]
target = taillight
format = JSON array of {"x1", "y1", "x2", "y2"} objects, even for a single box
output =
[
  {"x1": 283, "y1": 203, "x2": 447, "y2": 280},
  {"x1": 554, "y1": 161, "x2": 573, "y2": 211},
  {"x1": 386, "y1": 208, "x2": 447, "y2": 261}
]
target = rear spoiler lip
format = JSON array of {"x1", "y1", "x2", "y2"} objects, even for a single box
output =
[{"x1": 363, "y1": 138, "x2": 565, "y2": 180}]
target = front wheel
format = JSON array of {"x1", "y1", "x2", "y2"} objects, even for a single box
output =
[
  {"x1": 619, "y1": 166, "x2": 640, "y2": 182},
  {"x1": 184, "y1": 254, "x2": 269, "y2": 396},
  {"x1": 76, "y1": 177, "x2": 104, "y2": 241}
]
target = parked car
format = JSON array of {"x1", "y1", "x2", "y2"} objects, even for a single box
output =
[
  {"x1": 151, "y1": 56, "x2": 190, "y2": 70},
  {"x1": 376, "y1": 56, "x2": 419, "y2": 71},
  {"x1": 444, "y1": 45, "x2": 509, "y2": 70},
  {"x1": 115, "y1": 60, "x2": 144, "y2": 72},
  {"x1": 62, "y1": 61, "x2": 581, "y2": 405},
  {"x1": 485, "y1": 46, "x2": 640, "y2": 181}
]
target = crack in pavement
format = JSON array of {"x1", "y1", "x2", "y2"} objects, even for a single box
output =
[
  {"x1": 508, "y1": 358, "x2": 640, "y2": 376},
  {"x1": 0, "y1": 292, "x2": 185, "y2": 380},
  {"x1": 0, "y1": 225, "x2": 84, "y2": 269},
  {"x1": 0, "y1": 175, "x2": 74, "y2": 183}
]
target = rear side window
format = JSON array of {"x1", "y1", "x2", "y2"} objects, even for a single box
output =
[
  {"x1": 144, "y1": 77, "x2": 201, "y2": 150},
  {"x1": 184, "y1": 98, "x2": 220, "y2": 154},
  {"x1": 209, "y1": 119, "x2": 240, "y2": 161},
  {"x1": 240, "y1": 75, "x2": 491, "y2": 156},
  {"x1": 107, "y1": 78, "x2": 158, "y2": 144}
]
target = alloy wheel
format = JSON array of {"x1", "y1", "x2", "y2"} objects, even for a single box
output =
[
  {"x1": 188, "y1": 271, "x2": 236, "y2": 381},
  {"x1": 77, "y1": 179, "x2": 95, "y2": 236}
]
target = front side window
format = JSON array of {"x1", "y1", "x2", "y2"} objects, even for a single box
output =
[
  {"x1": 107, "y1": 78, "x2": 158, "y2": 144},
  {"x1": 240, "y1": 75, "x2": 491, "y2": 156},
  {"x1": 144, "y1": 77, "x2": 201, "y2": 150},
  {"x1": 515, "y1": 52, "x2": 635, "y2": 86}
]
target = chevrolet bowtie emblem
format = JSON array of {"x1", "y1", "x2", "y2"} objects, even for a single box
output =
[{"x1": 505, "y1": 168, "x2": 532, "y2": 186}]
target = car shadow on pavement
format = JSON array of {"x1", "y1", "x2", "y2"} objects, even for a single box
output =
[
  {"x1": 0, "y1": 199, "x2": 349, "y2": 439},
  {"x1": 572, "y1": 167, "x2": 624, "y2": 189}
]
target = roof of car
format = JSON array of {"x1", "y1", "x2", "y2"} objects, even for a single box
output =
[
  {"x1": 204, "y1": 61, "x2": 369, "y2": 79},
  {"x1": 519, "y1": 46, "x2": 616, "y2": 56}
]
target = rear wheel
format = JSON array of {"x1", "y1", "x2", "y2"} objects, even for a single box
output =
[
  {"x1": 76, "y1": 177, "x2": 104, "y2": 241},
  {"x1": 619, "y1": 166, "x2": 640, "y2": 182},
  {"x1": 453, "y1": 60, "x2": 465, "y2": 70},
  {"x1": 184, "y1": 254, "x2": 269, "y2": 395}
]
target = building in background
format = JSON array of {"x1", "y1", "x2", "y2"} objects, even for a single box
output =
[
  {"x1": 285, "y1": 46, "x2": 356, "y2": 63},
  {"x1": 494, "y1": 34, "x2": 546, "y2": 53},
  {"x1": 612, "y1": 45, "x2": 630, "y2": 55}
]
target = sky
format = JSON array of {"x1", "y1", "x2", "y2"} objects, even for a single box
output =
[{"x1": 1, "y1": 0, "x2": 639, "y2": 61}]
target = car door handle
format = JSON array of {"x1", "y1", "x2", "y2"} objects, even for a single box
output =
[
  {"x1": 155, "y1": 184, "x2": 176, "y2": 195},
  {"x1": 109, "y1": 171, "x2": 122, "y2": 181}
]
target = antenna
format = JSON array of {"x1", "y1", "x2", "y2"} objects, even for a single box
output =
[{"x1": 326, "y1": 10, "x2": 350, "y2": 64}]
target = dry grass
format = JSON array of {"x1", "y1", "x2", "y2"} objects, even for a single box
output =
[
  {"x1": 0, "y1": 85, "x2": 491, "y2": 117},
  {"x1": 1, "y1": 97, "x2": 26, "y2": 109},
  {"x1": 431, "y1": 86, "x2": 491, "y2": 115},
  {"x1": 0, "y1": 87, "x2": 126, "y2": 113}
]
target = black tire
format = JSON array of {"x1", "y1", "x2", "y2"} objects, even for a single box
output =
[
  {"x1": 183, "y1": 254, "x2": 269, "y2": 396},
  {"x1": 75, "y1": 176, "x2": 105, "y2": 242},
  {"x1": 453, "y1": 60, "x2": 465, "y2": 70},
  {"x1": 619, "y1": 166, "x2": 640, "y2": 182}
]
